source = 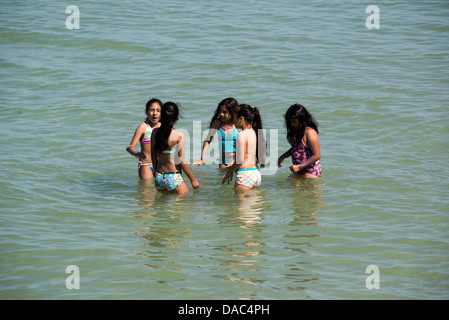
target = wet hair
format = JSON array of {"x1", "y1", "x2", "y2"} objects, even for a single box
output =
[
  {"x1": 145, "y1": 98, "x2": 162, "y2": 120},
  {"x1": 237, "y1": 104, "x2": 265, "y2": 162},
  {"x1": 153, "y1": 101, "x2": 179, "y2": 154},
  {"x1": 209, "y1": 97, "x2": 239, "y2": 128},
  {"x1": 285, "y1": 103, "x2": 319, "y2": 145}
]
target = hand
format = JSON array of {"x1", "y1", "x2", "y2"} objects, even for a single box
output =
[
  {"x1": 192, "y1": 159, "x2": 204, "y2": 167},
  {"x1": 191, "y1": 179, "x2": 200, "y2": 190},
  {"x1": 225, "y1": 161, "x2": 234, "y2": 168},
  {"x1": 289, "y1": 165, "x2": 300, "y2": 173},
  {"x1": 136, "y1": 152, "x2": 146, "y2": 159},
  {"x1": 277, "y1": 156, "x2": 285, "y2": 167},
  {"x1": 221, "y1": 170, "x2": 233, "y2": 184}
]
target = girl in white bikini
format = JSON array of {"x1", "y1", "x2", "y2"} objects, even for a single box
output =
[{"x1": 221, "y1": 104, "x2": 266, "y2": 191}]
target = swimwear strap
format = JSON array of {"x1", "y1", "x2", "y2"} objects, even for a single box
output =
[
  {"x1": 156, "y1": 170, "x2": 182, "y2": 175},
  {"x1": 236, "y1": 167, "x2": 258, "y2": 172}
]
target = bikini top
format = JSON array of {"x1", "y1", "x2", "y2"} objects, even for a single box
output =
[
  {"x1": 141, "y1": 120, "x2": 153, "y2": 144},
  {"x1": 218, "y1": 125, "x2": 238, "y2": 153}
]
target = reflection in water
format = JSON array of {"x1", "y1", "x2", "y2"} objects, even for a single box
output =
[
  {"x1": 215, "y1": 189, "x2": 268, "y2": 298},
  {"x1": 219, "y1": 180, "x2": 325, "y2": 298},
  {"x1": 134, "y1": 179, "x2": 157, "y2": 216},
  {"x1": 234, "y1": 188, "x2": 264, "y2": 228},
  {"x1": 282, "y1": 174, "x2": 325, "y2": 291},
  {"x1": 233, "y1": 189, "x2": 265, "y2": 269},
  {"x1": 127, "y1": 173, "x2": 326, "y2": 299},
  {"x1": 131, "y1": 181, "x2": 191, "y2": 273}
]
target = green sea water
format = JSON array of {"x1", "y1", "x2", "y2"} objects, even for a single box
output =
[{"x1": 0, "y1": 0, "x2": 448, "y2": 299}]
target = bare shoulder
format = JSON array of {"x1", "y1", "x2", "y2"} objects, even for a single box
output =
[
  {"x1": 304, "y1": 127, "x2": 319, "y2": 145},
  {"x1": 237, "y1": 129, "x2": 252, "y2": 141},
  {"x1": 306, "y1": 127, "x2": 318, "y2": 137},
  {"x1": 210, "y1": 119, "x2": 221, "y2": 129},
  {"x1": 137, "y1": 121, "x2": 148, "y2": 131},
  {"x1": 169, "y1": 129, "x2": 184, "y2": 143}
]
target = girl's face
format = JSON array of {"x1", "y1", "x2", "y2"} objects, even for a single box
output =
[
  {"x1": 147, "y1": 103, "x2": 161, "y2": 123},
  {"x1": 218, "y1": 106, "x2": 232, "y2": 122},
  {"x1": 235, "y1": 116, "x2": 245, "y2": 129},
  {"x1": 289, "y1": 118, "x2": 300, "y2": 131}
]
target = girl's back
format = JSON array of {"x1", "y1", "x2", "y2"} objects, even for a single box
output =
[
  {"x1": 236, "y1": 128, "x2": 257, "y2": 167},
  {"x1": 151, "y1": 101, "x2": 200, "y2": 193},
  {"x1": 153, "y1": 128, "x2": 183, "y2": 173}
]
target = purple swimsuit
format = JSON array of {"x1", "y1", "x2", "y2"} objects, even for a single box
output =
[{"x1": 291, "y1": 129, "x2": 322, "y2": 177}]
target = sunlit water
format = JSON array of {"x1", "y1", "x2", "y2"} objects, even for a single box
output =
[{"x1": 1, "y1": 0, "x2": 448, "y2": 299}]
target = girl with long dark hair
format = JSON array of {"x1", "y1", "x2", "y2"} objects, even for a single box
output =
[
  {"x1": 221, "y1": 104, "x2": 265, "y2": 191},
  {"x1": 126, "y1": 98, "x2": 162, "y2": 179},
  {"x1": 277, "y1": 103, "x2": 322, "y2": 178},
  {"x1": 192, "y1": 97, "x2": 239, "y2": 169},
  {"x1": 151, "y1": 102, "x2": 199, "y2": 194}
]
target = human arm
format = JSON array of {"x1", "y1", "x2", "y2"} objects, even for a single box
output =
[
  {"x1": 221, "y1": 132, "x2": 244, "y2": 184},
  {"x1": 225, "y1": 158, "x2": 235, "y2": 168},
  {"x1": 192, "y1": 140, "x2": 210, "y2": 167},
  {"x1": 126, "y1": 123, "x2": 146, "y2": 159},
  {"x1": 277, "y1": 148, "x2": 292, "y2": 167},
  {"x1": 221, "y1": 161, "x2": 241, "y2": 184},
  {"x1": 192, "y1": 120, "x2": 219, "y2": 167},
  {"x1": 181, "y1": 163, "x2": 200, "y2": 189},
  {"x1": 177, "y1": 134, "x2": 199, "y2": 189},
  {"x1": 289, "y1": 130, "x2": 321, "y2": 172}
]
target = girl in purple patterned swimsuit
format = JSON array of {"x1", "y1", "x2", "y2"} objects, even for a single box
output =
[{"x1": 277, "y1": 104, "x2": 322, "y2": 178}]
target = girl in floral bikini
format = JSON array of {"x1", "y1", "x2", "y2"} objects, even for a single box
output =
[
  {"x1": 151, "y1": 102, "x2": 200, "y2": 195},
  {"x1": 126, "y1": 98, "x2": 162, "y2": 180},
  {"x1": 277, "y1": 103, "x2": 322, "y2": 178}
]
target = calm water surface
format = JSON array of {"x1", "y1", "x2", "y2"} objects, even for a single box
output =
[{"x1": 0, "y1": 0, "x2": 448, "y2": 299}]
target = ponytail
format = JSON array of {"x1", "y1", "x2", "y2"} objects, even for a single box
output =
[
  {"x1": 237, "y1": 104, "x2": 265, "y2": 164},
  {"x1": 154, "y1": 102, "x2": 179, "y2": 154},
  {"x1": 252, "y1": 107, "x2": 262, "y2": 134},
  {"x1": 252, "y1": 107, "x2": 266, "y2": 165}
]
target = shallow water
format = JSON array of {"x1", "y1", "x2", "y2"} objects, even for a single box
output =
[{"x1": 0, "y1": 0, "x2": 448, "y2": 299}]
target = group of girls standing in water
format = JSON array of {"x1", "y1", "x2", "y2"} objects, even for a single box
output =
[{"x1": 126, "y1": 97, "x2": 322, "y2": 195}]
